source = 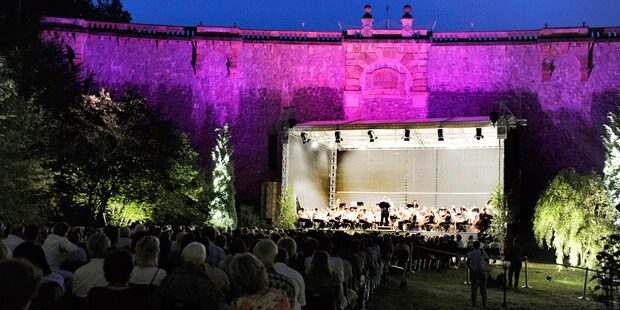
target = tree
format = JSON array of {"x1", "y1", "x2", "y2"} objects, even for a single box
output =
[
  {"x1": 274, "y1": 187, "x2": 297, "y2": 229},
  {"x1": 92, "y1": 0, "x2": 132, "y2": 23},
  {"x1": 603, "y1": 103, "x2": 620, "y2": 225},
  {"x1": 207, "y1": 125, "x2": 237, "y2": 229},
  {"x1": 533, "y1": 169, "x2": 620, "y2": 268},
  {"x1": 488, "y1": 183, "x2": 509, "y2": 250},
  {"x1": 237, "y1": 205, "x2": 266, "y2": 228}
]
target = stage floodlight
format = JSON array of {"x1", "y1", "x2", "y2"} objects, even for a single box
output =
[
  {"x1": 301, "y1": 132, "x2": 311, "y2": 144},
  {"x1": 475, "y1": 128, "x2": 484, "y2": 140},
  {"x1": 367, "y1": 130, "x2": 376, "y2": 142},
  {"x1": 403, "y1": 129, "x2": 411, "y2": 141},
  {"x1": 437, "y1": 128, "x2": 444, "y2": 141},
  {"x1": 489, "y1": 112, "x2": 499, "y2": 127},
  {"x1": 311, "y1": 141, "x2": 319, "y2": 148},
  {"x1": 335, "y1": 131, "x2": 343, "y2": 143}
]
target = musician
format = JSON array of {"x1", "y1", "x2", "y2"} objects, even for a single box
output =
[
  {"x1": 378, "y1": 196, "x2": 391, "y2": 226},
  {"x1": 297, "y1": 208, "x2": 312, "y2": 228},
  {"x1": 419, "y1": 207, "x2": 437, "y2": 230},
  {"x1": 410, "y1": 199, "x2": 419, "y2": 208}
]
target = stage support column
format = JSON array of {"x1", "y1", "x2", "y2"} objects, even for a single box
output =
[
  {"x1": 281, "y1": 128, "x2": 290, "y2": 195},
  {"x1": 329, "y1": 147, "x2": 338, "y2": 208}
]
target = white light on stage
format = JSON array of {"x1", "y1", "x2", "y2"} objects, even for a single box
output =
[{"x1": 311, "y1": 141, "x2": 319, "y2": 148}]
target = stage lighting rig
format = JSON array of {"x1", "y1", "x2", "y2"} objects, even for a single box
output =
[
  {"x1": 335, "y1": 131, "x2": 343, "y2": 143},
  {"x1": 301, "y1": 132, "x2": 311, "y2": 144},
  {"x1": 403, "y1": 129, "x2": 411, "y2": 141},
  {"x1": 367, "y1": 130, "x2": 377, "y2": 142},
  {"x1": 437, "y1": 128, "x2": 444, "y2": 141},
  {"x1": 475, "y1": 128, "x2": 484, "y2": 140}
]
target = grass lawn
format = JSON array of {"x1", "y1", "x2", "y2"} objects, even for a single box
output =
[{"x1": 366, "y1": 262, "x2": 603, "y2": 309}]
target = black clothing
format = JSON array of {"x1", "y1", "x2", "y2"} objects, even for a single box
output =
[
  {"x1": 88, "y1": 286, "x2": 149, "y2": 310},
  {"x1": 379, "y1": 201, "x2": 390, "y2": 226}
]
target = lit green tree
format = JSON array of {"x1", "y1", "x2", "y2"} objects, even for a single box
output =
[
  {"x1": 207, "y1": 125, "x2": 237, "y2": 229},
  {"x1": 533, "y1": 169, "x2": 619, "y2": 268},
  {"x1": 274, "y1": 187, "x2": 297, "y2": 229},
  {"x1": 603, "y1": 104, "x2": 620, "y2": 225},
  {"x1": 488, "y1": 183, "x2": 509, "y2": 250}
]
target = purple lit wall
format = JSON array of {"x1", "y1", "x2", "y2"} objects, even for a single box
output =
[{"x1": 41, "y1": 18, "x2": 620, "y2": 221}]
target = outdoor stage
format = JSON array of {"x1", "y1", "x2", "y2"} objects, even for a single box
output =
[{"x1": 283, "y1": 117, "x2": 504, "y2": 213}]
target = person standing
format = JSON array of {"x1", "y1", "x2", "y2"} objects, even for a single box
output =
[
  {"x1": 467, "y1": 241, "x2": 490, "y2": 308},
  {"x1": 378, "y1": 196, "x2": 391, "y2": 226},
  {"x1": 506, "y1": 237, "x2": 524, "y2": 289}
]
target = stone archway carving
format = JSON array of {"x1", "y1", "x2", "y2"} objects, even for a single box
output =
[
  {"x1": 540, "y1": 41, "x2": 593, "y2": 82},
  {"x1": 359, "y1": 61, "x2": 412, "y2": 98}
]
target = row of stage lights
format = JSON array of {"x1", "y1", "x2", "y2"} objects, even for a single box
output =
[{"x1": 301, "y1": 128, "x2": 485, "y2": 144}]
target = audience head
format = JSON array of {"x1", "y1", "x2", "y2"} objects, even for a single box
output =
[
  {"x1": 135, "y1": 236, "x2": 160, "y2": 267},
  {"x1": 229, "y1": 253, "x2": 267, "y2": 295},
  {"x1": 103, "y1": 225, "x2": 119, "y2": 246},
  {"x1": 0, "y1": 243, "x2": 12, "y2": 261},
  {"x1": 51, "y1": 222, "x2": 70, "y2": 237},
  {"x1": 86, "y1": 233, "x2": 111, "y2": 259},
  {"x1": 119, "y1": 226, "x2": 130, "y2": 238},
  {"x1": 13, "y1": 242, "x2": 52, "y2": 276},
  {"x1": 133, "y1": 224, "x2": 146, "y2": 234},
  {"x1": 307, "y1": 250, "x2": 332, "y2": 277},
  {"x1": 253, "y1": 239, "x2": 278, "y2": 268},
  {"x1": 202, "y1": 226, "x2": 217, "y2": 242},
  {"x1": 103, "y1": 249, "x2": 134, "y2": 286},
  {"x1": 473, "y1": 241, "x2": 481, "y2": 249},
  {"x1": 0, "y1": 259, "x2": 42, "y2": 310},
  {"x1": 229, "y1": 238, "x2": 247, "y2": 255},
  {"x1": 23, "y1": 225, "x2": 40, "y2": 242},
  {"x1": 275, "y1": 248, "x2": 289, "y2": 264},
  {"x1": 10, "y1": 223, "x2": 24, "y2": 237},
  {"x1": 181, "y1": 242, "x2": 207, "y2": 267},
  {"x1": 215, "y1": 234, "x2": 227, "y2": 249},
  {"x1": 277, "y1": 237, "x2": 297, "y2": 258}
]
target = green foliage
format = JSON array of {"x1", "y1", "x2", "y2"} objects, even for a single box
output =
[
  {"x1": 274, "y1": 187, "x2": 297, "y2": 229},
  {"x1": 488, "y1": 183, "x2": 509, "y2": 250},
  {"x1": 0, "y1": 57, "x2": 55, "y2": 224},
  {"x1": 591, "y1": 234, "x2": 620, "y2": 306},
  {"x1": 207, "y1": 125, "x2": 237, "y2": 230},
  {"x1": 108, "y1": 198, "x2": 151, "y2": 226},
  {"x1": 237, "y1": 205, "x2": 267, "y2": 228},
  {"x1": 533, "y1": 168, "x2": 620, "y2": 268},
  {"x1": 603, "y1": 103, "x2": 620, "y2": 225}
]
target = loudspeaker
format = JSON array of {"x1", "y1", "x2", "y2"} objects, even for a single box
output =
[
  {"x1": 497, "y1": 126, "x2": 508, "y2": 140},
  {"x1": 268, "y1": 134, "x2": 278, "y2": 170}
]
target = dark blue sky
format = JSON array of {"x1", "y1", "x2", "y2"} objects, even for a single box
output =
[{"x1": 122, "y1": 0, "x2": 620, "y2": 31}]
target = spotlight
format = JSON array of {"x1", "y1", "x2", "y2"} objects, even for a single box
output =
[
  {"x1": 475, "y1": 128, "x2": 484, "y2": 140},
  {"x1": 403, "y1": 129, "x2": 411, "y2": 141},
  {"x1": 437, "y1": 128, "x2": 444, "y2": 141},
  {"x1": 367, "y1": 130, "x2": 376, "y2": 142},
  {"x1": 335, "y1": 131, "x2": 343, "y2": 143},
  {"x1": 489, "y1": 112, "x2": 499, "y2": 127},
  {"x1": 301, "y1": 132, "x2": 311, "y2": 144},
  {"x1": 311, "y1": 141, "x2": 319, "y2": 148}
]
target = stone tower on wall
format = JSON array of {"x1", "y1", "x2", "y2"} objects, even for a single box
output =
[{"x1": 343, "y1": 4, "x2": 430, "y2": 119}]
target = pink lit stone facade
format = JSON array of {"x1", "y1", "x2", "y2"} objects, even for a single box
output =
[{"x1": 40, "y1": 17, "x2": 620, "y2": 214}]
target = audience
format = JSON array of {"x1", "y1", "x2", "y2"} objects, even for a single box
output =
[
  {"x1": 87, "y1": 249, "x2": 149, "y2": 310},
  {"x1": 2, "y1": 223, "x2": 25, "y2": 252},
  {"x1": 229, "y1": 253, "x2": 290, "y2": 310},
  {"x1": 253, "y1": 239, "x2": 296, "y2": 309},
  {"x1": 72, "y1": 233, "x2": 111, "y2": 298},
  {"x1": 275, "y1": 239, "x2": 306, "y2": 310},
  {"x1": 157, "y1": 242, "x2": 218, "y2": 309},
  {"x1": 42, "y1": 222, "x2": 78, "y2": 276},
  {"x1": 305, "y1": 250, "x2": 345, "y2": 309},
  {"x1": 0, "y1": 259, "x2": 43, "y2": 310},
  {"x1": 130, "y1": 236, "x2": 166, "y2": 286},
  {"x1": 0, "y1": 242, "x2": 12, "y2": 260}
]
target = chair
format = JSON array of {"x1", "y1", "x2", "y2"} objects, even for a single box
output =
[{"x1": 305, "y1": 290, "x2": 338, "y2": 310}]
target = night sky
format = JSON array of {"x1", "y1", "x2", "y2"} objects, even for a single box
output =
[{"x1": 122, "y1": 0, "x2": 620, "y2": 31}]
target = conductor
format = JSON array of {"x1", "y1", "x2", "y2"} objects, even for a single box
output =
[{"x1": 379, "y1": 196, "x2": 391, "y2": 226}]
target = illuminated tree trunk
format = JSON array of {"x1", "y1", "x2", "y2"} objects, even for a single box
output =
[{"x1": 207, "y1": 125, "x2": 237, "y2": 229}]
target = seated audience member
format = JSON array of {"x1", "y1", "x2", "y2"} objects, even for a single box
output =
[
  {"x1": 0, "y1": 242, "x2": 12, "y2": 260},
  {"x1": 218, "y1": 237, "x2": 247, "y2": 273},
  {"x1": 13, "y1": 241, "x2": 65, "y2": 294},
  {"x1": 2, "y1": 223, "x2": 25, "y2": 252},
  {"x1": 203, "y1": 226, "x2": 226, "y2": 268},
  {"x1": 201, "y1": 244, "x2": 230, "y2": 304},
  {"x1": 42, "y1": 222, "x2": 79, "y2": 275},
  {"x1": 87, "y1": 249, "x2": 149, "y2": 310},
  {"x1": 103, "y1": 225, "x2": 121, "y2": 249},
  {"x1": 305, "y1": 250, "x2": 345, "y2": 309},
  {"x1": 253, "y1": 239, "x2": 296, "y2": 309},
  {"x1": 130, "y1": 236, "x2": 166, "y2": 286},
  {"x1": 63, "y1": 228, "x2": 88, "y2": 270},
  {"x1": 117, "y1": 227, "x2": 132, "y2": 249},
  {"x1": 229, "y1": 253, "x2": 290, "y2": 310},
  {"x1": 274, "y1": 248, "x2": 306, "y2": 310},
  {"x1": 72, "y1": 233, "x2": 111, "y2": 298},
  {"x1": 0, "y1": 259, "x2": 43, "y2": 310},
  {"x1": 157, "y1": 242, "x2": 218, "y2": 310},
  {"x1": 23, "y1": 224, "x2": 41, "y2": 244}
]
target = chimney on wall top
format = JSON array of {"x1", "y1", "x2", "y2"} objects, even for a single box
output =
[
  {"x1": 361, "y1": 5, "x2": 374, "y2": 37},
  {"x1": 401, "y1": 4, "x2": 414, "y2": 37}
]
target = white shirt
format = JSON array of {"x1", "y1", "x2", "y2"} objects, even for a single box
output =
[
  {"x1": 72, "y1": 258, "x2": 108, "y2": 298},
  {"x1": 274, "y1": 262, "x2": 306, "y2": 310},
  {"x1": 1, "y1": 234, "x2": 24, "y2": 252},
  {"x1": 42, "y1": 234, "x2": 78, "y2": 271},
  {"x1": 130, "y1": 266, "x2": 167, "y2": 286}
]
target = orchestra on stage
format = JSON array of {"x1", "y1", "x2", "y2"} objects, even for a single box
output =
[{"x1": 296, "y1": 197, "x2": 494, "y2": 233}]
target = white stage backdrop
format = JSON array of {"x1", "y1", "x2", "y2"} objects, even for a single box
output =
[
  {"x1": 336, "y1": 148, "x2": 502, "y2": 208},
  {"x1": 287, "y1": 136, "x2": 331, "y2": 210}
]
